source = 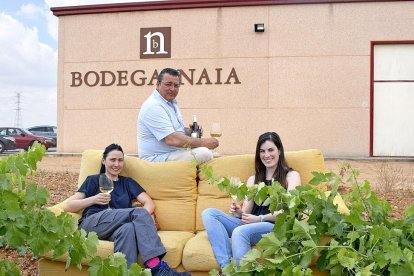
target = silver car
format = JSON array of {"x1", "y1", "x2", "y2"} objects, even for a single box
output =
[{"x1": 27, "y1": 125, "x2": 57, "y2": 147}]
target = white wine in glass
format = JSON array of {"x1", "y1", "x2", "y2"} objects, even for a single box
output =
[
  {"x1": 99, "y1": 174, "x2": 113, "y2": 208},
  {"x1": 210, "y1": 122, "x2": 222, "y2": 138},
  {"x1": 210, "y1": 122, "x2": 222, "y2": 156}
]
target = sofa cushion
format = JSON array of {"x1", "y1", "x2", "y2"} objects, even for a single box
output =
[
  {"x1": 198, "y1": 154, "x2": 255, "y2": 197},
  {"x1": 158, "y1": 231, "x2": 196, "y2": 268},
  {"x1": 43, "y1": 231, "x2": 194, "y2": 269},
  {"x1": 77, "y1": 150, "x2": 197, "y2": 232},
  {"x1": 285, "y1": 149, "x2": 326, "y2": 186},
  {"x1": 182, "y1": 232, "x2": 332, "y2": 272},
  {"x1": 182, "y1": 231, "x2": 218, "y2": 271},
  {"x1": 78, "y1": 150, "x2": 103, "y2": 185},
  {"x1": 196, "y1": 155, "x2": 254, "y2": 231},
  {"x1": 196, "y1": 149, "x2": 326, "y2": 231},
  {"x1": 326, "y1": 191, "x2": 350, "y2": 215}
]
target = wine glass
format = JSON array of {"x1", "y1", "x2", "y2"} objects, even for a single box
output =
[
  {"x1": 230, "y1": 177, "x2": 242, "y2": 216},
  {"x1": 210, "y1": 122, "x2": 222, "y2": 138},
  {"x1": 99, "y1": 173, "x2": 113, "y2": 209},
  {"x1": 210, "y1": 122, "x2": 222, "y2": 156},
  {"x1": 230, "y1": 177, "x2": 241, "y2": 202}
]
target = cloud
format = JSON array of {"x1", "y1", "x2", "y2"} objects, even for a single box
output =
[
  {"x1": 0, "y1": 11, "x2": 57, "y2": 128},
  {"x1": 45, "y1": 0, "x2": 161, "y2": 9},
  {"x1": 18, "y1": 3, "x2": 44, "y2": 18},
  {"x1": 0, "y1": 12, "x2": 57, "y2": 88},
  {"x1": 44, "y1": 0, "x2": 140, "y2": 41}
]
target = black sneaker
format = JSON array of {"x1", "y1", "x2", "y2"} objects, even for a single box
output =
[{"x1": 150, "y1": 261, "x2": 191, "y2": 276}]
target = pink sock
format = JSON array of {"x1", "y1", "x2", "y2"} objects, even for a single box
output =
[{"x1": 145, "y1": 257, "x2": 160, "y2": 268}]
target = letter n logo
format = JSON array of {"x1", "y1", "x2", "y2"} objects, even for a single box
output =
[{"x1": 140, "y1": 27, "x2": 171, "y2": 59}]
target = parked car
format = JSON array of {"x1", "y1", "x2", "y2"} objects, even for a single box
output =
[
  {"x1": 0, "y1": 134, "x2": 17, "y2": 153},
  {"x1": 27, "y1": 125, "x2": 57, "y2": 147},
  {"x1": 0, "y1": 127, "x2": 55, "y2": 150}
]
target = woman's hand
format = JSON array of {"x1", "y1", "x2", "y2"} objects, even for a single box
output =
[
  {"x1": 241, "y1": 213, "x2": 261, "y2": 224},
  {"x1": 94, "y1": 193, "x2": 111, "y2": 205},
  {"x1": 229, "y1": 201, "x2": 242, "y2": 218}
]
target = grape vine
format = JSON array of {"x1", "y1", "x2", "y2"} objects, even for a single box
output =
[
  {"x1": 203, "y1": 162, "x2": 414, "y2": 275},
  {"x1": 0, "y1": 143, "x2": 150, "y2": 276}
]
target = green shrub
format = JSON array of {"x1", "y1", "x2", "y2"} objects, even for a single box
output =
[
  {"x1": 203, "y1": 162, "x2": 414, "y2": 275},
  {"x1": 0, "y1": 143, "x2": 150, "y2": 276}
]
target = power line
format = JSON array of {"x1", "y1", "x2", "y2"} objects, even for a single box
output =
[{"x1": 14, "y1": 92, "x2": 23, "y2": 128}]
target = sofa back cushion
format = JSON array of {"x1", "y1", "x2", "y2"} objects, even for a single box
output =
[
  {"x1": 78, "y1": 150, "x2": 197, "y2": 232},
  {"x1": 196, "y1": 149, "x2": 326, "y2": 231}
]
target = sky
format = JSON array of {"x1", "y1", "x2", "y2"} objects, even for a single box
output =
[{"x1": 0, "y1": 0, "x2": 153, "y2": 129}]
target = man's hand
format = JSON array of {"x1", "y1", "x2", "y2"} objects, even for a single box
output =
[
  {"x1": 202, "y1": 137, "x2": 219, "y2": 149},
  {"x1": 165, "y1": 132, "x2": 218, "y2": 149}
]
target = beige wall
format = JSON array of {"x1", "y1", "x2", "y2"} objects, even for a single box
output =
[{"x1": 56, "y1": 1, "x2": 414, "y2": 156}]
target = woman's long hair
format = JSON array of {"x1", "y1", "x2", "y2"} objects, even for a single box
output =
[
  {"x1": 100, "y1": 144, "x2": 124, "y2": 173},
  {"x1": 254, "y1": 132, "x2": 292, "y2": 189}
]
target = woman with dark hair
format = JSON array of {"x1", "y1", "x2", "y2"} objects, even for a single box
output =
[
  {"x1": 202, "y1": 132, "x2": 301, "y2": 269},
  {"x1": 64, "y1": 144, "x2": 190, "y2": 276}
]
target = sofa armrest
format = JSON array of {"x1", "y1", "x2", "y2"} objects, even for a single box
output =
[
  {"x1": 325, "y1": 191, "x2": 350, "y2": 215},
  {"x1": 47, "y1": 199, "x2": 82, "y2": 220}
]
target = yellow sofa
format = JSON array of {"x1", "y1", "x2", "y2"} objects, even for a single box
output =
[{"x1": 39, "y1": 149, "x2": 348, "y2": 276}]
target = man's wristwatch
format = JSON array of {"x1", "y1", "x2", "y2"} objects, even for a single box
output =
[{"x1": 260, "y1": 215, "x2": 265, "y2": 222}]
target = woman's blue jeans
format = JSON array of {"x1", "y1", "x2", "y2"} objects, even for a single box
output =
[{"x1": 202, "y1": 208, "x2": 274, "y2": 269}]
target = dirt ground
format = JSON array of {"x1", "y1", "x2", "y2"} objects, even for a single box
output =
[
  {"x1": 1, "y1": 155, "x2": 413, "y2": 275},
  {"x1": 37, "y1": 155, "x2": 82, "y2": 174}
]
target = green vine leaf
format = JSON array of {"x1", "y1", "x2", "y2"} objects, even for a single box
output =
[
  {"x1": 383, "y1": 241, "x2": 403, "y2": 264},
  {"x1": 337, "y1": 248, "x2": 357, "y2": 270},
  {"x1": 25, "y1": 183, "x2": 49, "y2": 208},
  {"x1": 292, "y1": 219, "x2": 316, "y2": 241},
  {"x1": 0, "y1": 259, "x2": 21, "y2": 276},
  {"x1": 258, "y1": 232, "x2": 283, "y2": 257}
]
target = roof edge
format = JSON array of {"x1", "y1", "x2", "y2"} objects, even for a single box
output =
[{"x1": 50, "y1": 0, "x2": 404, "y2": 16}]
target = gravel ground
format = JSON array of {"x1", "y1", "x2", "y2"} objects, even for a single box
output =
[{"x1": 1, "y1": 155, "x2": 413, "y2": 275}]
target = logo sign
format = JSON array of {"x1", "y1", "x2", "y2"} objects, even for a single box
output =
[{"x1": 140, "y1": 27, "x2": 171, "y2": 59}]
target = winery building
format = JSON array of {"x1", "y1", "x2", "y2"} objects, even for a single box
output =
[{"x1": 51, "y1": 0, "x2": 414, "y2": 157}]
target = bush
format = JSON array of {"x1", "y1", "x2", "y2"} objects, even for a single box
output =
[
  {"x1": 0, "y1": 143, "x2": 150, "y2": 276},
  {"x1": 203, "y1": 162, "x2": 414, "y2": 275}
]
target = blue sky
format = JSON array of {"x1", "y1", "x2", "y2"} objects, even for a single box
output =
[
  {"x1": 1, "y1": 0, "x2": 57, "y2": 49},
  {"x1": 0, "y1": 0, "x2": 149, "y2": 128}
]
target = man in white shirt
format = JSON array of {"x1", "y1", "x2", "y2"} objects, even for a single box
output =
[{"x1": 138, "y1": 68, "x2": 219, "y2": 163}]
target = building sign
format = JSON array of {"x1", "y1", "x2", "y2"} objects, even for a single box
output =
[
  {"x1": 69, "y1": 68, "x2": 241, "y2": 87},
  {"x1": 140, "y1": 27, "x2": 171, "y2": 59},
  {"x1": 68, "y1": 27, "x2": 242, "y2": 87}
]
